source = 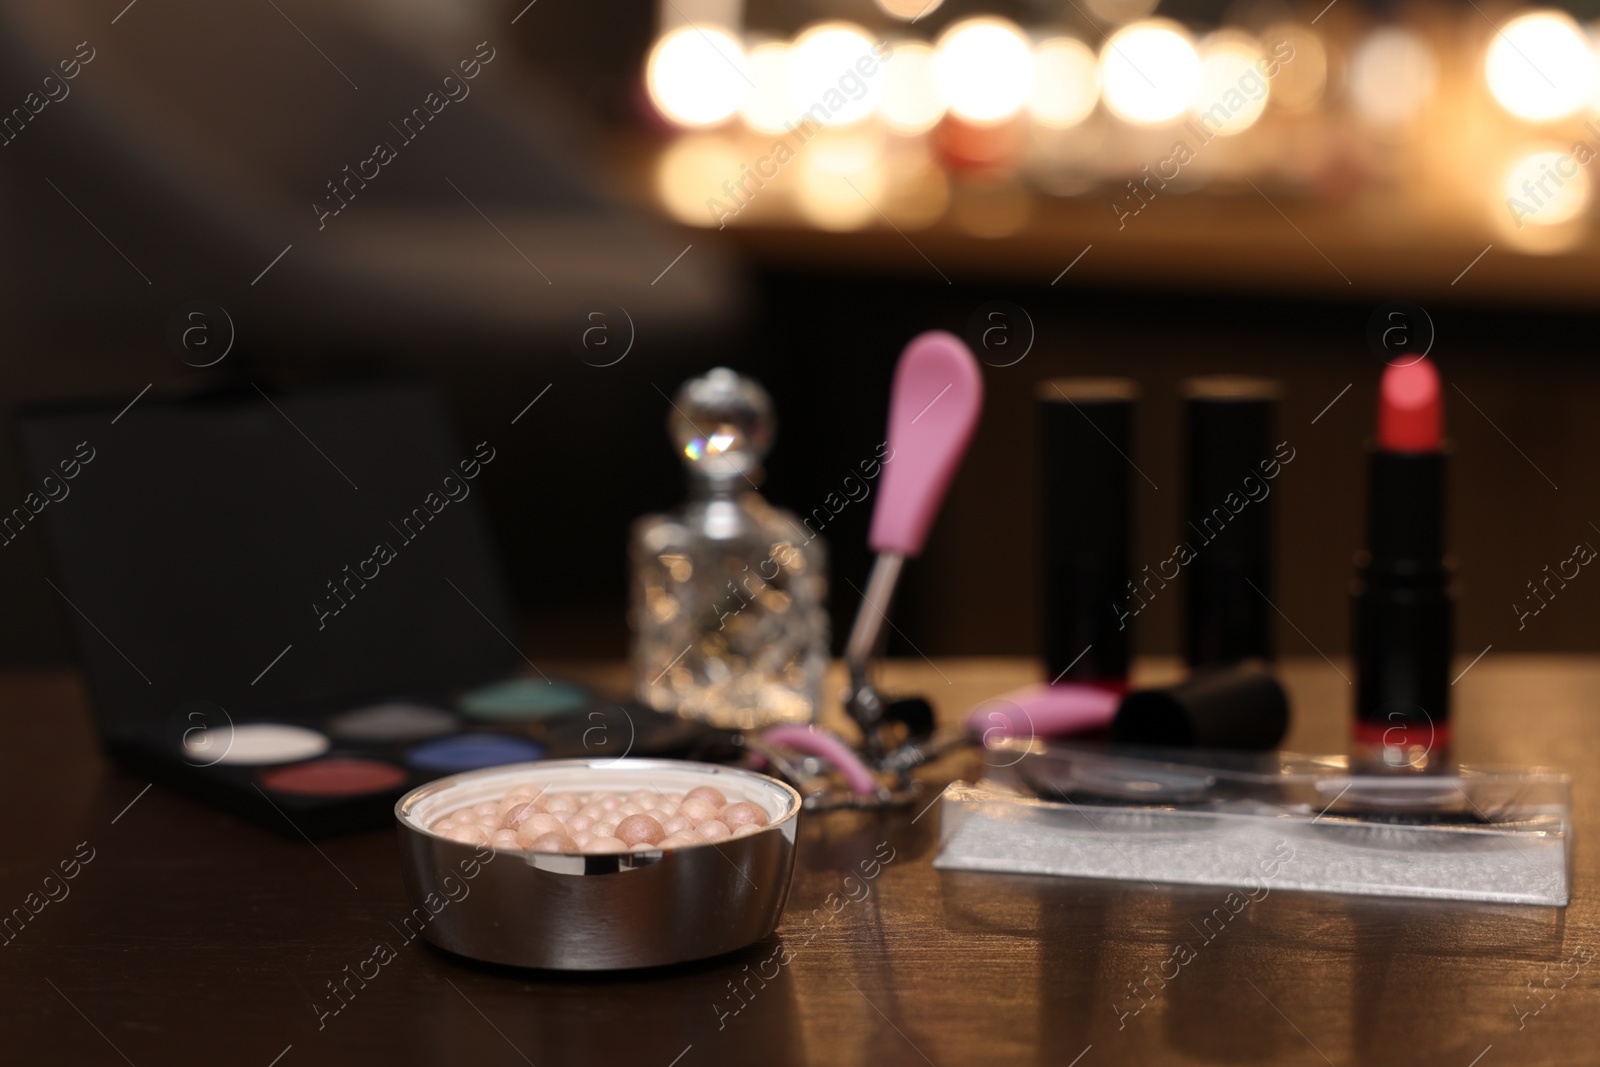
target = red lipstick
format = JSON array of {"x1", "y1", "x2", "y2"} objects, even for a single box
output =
[
  {"x1": 1353, "y1": 356, "x2": 1454, "y2": 767},
  {"x1": 1377, "y1": 358, "x2": 1442, "y2": 453}
]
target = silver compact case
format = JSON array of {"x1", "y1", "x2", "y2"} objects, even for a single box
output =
[{"x1": 394, "y1": 758, "x2": 802, "y2": 969}]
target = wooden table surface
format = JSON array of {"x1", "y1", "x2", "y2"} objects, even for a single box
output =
[{"x1": 3, "y1": 655, "x2": 1596, "y2": 1067}]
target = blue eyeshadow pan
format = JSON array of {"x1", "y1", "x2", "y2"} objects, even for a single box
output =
[{"x1": 406, "y1": 733, "x2": 544, "y2": 772}]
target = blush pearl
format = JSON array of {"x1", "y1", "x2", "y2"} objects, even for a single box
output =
[
  {"x1": 528, "y1": 831, "x2": 577, "y2": 853},
  {"x1": 491, "y1": 830, "x2": 521, "y2": 849},
  {"x1": 584, "y1": 836, "x2": 628, "y2": 853},
  {"x1": 661, "y1": 816, "x2": 692, "y2": 835},
  {"x1": 731, "y1": 823, "x2": 762, "y2": 837},
  {"x1": 474, "y1": 802, "x2": 500, "y2": 817},
  {"x1": 516, "y1": 813, "x2": 566, "y2": 847},
  {"x1": 616, "y1": 814, "x2": 666, "y2": 846},
  {"x1": 686, "y1": 786, "x2": 726, "y2": 808},
  {"x1": 545, "y1": 792, "x2": 580, "y2": 813},
  {"x1": 571, "y1": 831, "x2": 594, "y2": 848},
  {"x1": 720, "y1": 802, "x2": 768, "y2": 829},
  {"x1": 445, "y1": 824, "x2": 490, "y2": 845},
  {"x1": 678, "y1": 797, "x2": 719, "y2": 823},
  {"x1": 659, "y1": 832, "x2": 701, "y2": 848},
  {"x1": 566, "y1": 815, "x2": 595, "y2": 834},
  {"x1": 644, "y1": 808, "x2": 675, "y2": 826},
  {"x1": 450, "y1": 807, "x2": 478, "y2": 824},
  {"x1": 696, "y1": 820, "x2": 731, "y2": 841},
  {"x1": 502, "y1": 803, "x2": 538, "y2": 830}
]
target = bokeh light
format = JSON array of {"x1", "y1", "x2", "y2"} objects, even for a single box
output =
[
  {"x1": 879, "y1": 42, "x2": 947, "y2": 133},
  {"x1": 646, "y1": 26, "x2": 750, "y2": 128},
  {"x1": 1029, "y1": 38, "x2": 1099, "y2": 129},
  {"x1": 655, "y1": 135, "x2": 746, "y2": 226},
  {"x1": 874, "y1": 0, "x2": 942, "y2": 21},
  {"x1": 787, "y1": 23, "x2": 883, "y2": 127},
  {"x1": 1264, "y1": 24, "x2": 1325, "y2": 113},
  {"x1": 1192, "y1": 32, "x2": 1269, "y2": 135},
  {"x1": 934, "y1": 18, "x2": 1036, "y2": 125},
  {"x1": 1504, "y1": 149, "x2": 1590, "y2": 227},
  {"x1": 1348, "y1": 27, "x2": 1436, "y2": 126},
  {"x1": 1486, "y1": 11, "x2": 1594, "y2": 122},
  {"x1": 795, "y1": 131, "x2": 886, "y2": 230},
  {"x1": 741, "y1": 43, "x2": 794, "y2": 134},
  {"x1": 1100, "y1": 21, "x2": 1201, "y2": 125}
]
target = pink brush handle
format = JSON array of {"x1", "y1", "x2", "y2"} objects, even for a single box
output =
[
  {"x1": 764, "y1": 725, "x2": 880, "y2": 796},
  {"x1": 868, "y1": 331, "x2": 984, "y2": 557}
]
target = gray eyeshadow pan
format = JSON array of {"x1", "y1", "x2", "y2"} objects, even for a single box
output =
[{"x1": 327, "y1": 703, "x2": 461, "y2": 743}]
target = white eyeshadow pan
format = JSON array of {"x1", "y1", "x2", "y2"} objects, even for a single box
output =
[{"x1": 183, "y1": 723, "x2": 330, "y2": 766}]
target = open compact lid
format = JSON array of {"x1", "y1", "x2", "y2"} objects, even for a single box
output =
[{"x1": 16, "y1": 379, "x2": 521, "y2": 742}]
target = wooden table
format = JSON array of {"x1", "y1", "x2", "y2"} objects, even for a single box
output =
[{"x1": 3, "y1": 656, "x2": 1596, "y2": 1066}]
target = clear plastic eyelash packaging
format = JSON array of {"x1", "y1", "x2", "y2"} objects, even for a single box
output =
[{"x1": 934, "y1": 740, "x2": 1570, "y2": 906}]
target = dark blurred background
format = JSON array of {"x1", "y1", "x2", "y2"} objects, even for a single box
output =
[{"x1": 2, "y1": 0, "x2": 1596, "y2": 668}]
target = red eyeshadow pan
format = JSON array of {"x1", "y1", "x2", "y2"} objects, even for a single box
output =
[{"x1": 259, "y1": 758, "x2": 408, "y2": 797}]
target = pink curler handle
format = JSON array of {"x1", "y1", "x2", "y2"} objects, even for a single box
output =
[
  {"x1": 868, "y1": 331, "x2": 985, "y2": 557},
  {"x1": 964, "y1": 683, "x2": 1121, "y2": 740},
  {"x1": 764, "y1": 725, "x2": 880, "y2": 797}
]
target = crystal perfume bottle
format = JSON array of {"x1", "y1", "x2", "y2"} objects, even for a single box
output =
[{"x1": 630, "y1": 368, "x2": 828, "y2": 729}]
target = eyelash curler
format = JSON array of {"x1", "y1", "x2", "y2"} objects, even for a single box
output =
[{"x1": 740, "y1": 330, "x2": 985, "y2": 810}]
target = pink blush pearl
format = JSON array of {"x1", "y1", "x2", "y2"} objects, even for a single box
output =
[
  {"x1": 545, "y1": 793, "x2": 580, "y2": 815},
  {"x1": 720, "y1": 802, "x2": 768, "y2": 829},
  {"x1": 678, "y1": 797, "x2": 719, "y2": 823},
  {"x1": 502, "y1": 804, "x2": 538, "y2": 830},
  {"x1": 731, "y1": 823, "x2": 762, "y2": 838},
  {"x1": 659, "y1": 832, "x2": 700, "y2": 848},
  {"x1": 584, "y1": 836, "x2": 628, "y2": 853},
  {"x1": 696, "y1": 820, "x2": 731, "y2": 841},
  {"x1": 616, "y1": 814, "x2": 666, "y2": 846},
  {"x1": 516, "y1": 813, "x2": 566, "y2": 847},
  {"x1": 445, "y1": 824, "x2": 490, "y2": 845},
  {"x1": 599, "y1": 796, "x2": 621, "y2": 810},
  {"x1": 665, "y1": 793, "x2": 686, "y2": 805},
  {"x1": 474, "y1": 802, "x2": 500, "y2": 817},
  {"x1": 571, "y1": 832, "x2": 594, "y2": 848},
  {"x1": 491, "y1": 830, "x2": 521, "y2": 849},
  {"x1": 499, "y1": 796, "x2": 535, "y2": 820},
  {"x1": 528, "y1": 832, "x2": 577, "y2": 853},
  {"x1": 661, "y1": 816, "x2": 692, "y2": 835},
  {"x1": 686, "y1": 786, "x2": 726, "y2": 808},
  {"x1": 566, "y1": 815, "x2": 595, "y2": 834},
  {"x1": 644, "y1": 809, "x2": 675, "y2": 825},
  {"x1": 450, "y1": 807, "x2": 478, "y2": 824},
  {"x1": 430, "y1": 819, "x2": 456, "y2": 833},
  {"x1": 577, "y1": 805, "x2": 609, "y2": 822}
]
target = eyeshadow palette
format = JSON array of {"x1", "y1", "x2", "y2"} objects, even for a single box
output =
[{"x1": 16, "y1": 380, "x2": 719, "y2": 837}]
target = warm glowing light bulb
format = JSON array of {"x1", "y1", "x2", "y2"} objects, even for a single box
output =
[
  {"x1": 795, "y1": 132, "x2": 885, "y2": 230},
  {"x1": 934, "y1": 17, "x2": 1035, "y2": 124},
  {"x1": 1191, "y1": 33, "x2": 1268, "y2": 135},
  {"x1": 1505, "y1": 149, "x2": 1590, "y2": 226},
  {"x1": 647, "y1": 26, "x2": 750, "y2": 128},
  {"x1": 1348, "y1": 28, "x2": 1435, "y2": 126},
  {"x1": 874, "y1": 0, "x2": 942, "y2": 21},
  {"x1": 879, "y1": 42, "x2": 946, "y2": 133},
  {"x1": 741, "y1": 43, "x2": 793, "y2": 133},
  {"x1": 787, "y1": 23, "x2": 883, "y2": 127},
  {"x1": 1264, "y1": 24, "x2": 1325, "y2": 112},
  {"x1": 1486, "y1": 12, "x2": 1594, "y2": 122},
  {"x1": 1100, "y1": 21, "x2": 1200, "y2": 125},
  {"x1": 655, "y1": 135, "x2": 745, "y2": 226},
  {"x1": 1029, "y1": 38, "x2": 1099, "y2": 128}
]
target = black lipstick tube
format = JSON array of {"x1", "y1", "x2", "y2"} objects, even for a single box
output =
[{"x1": 1352, "y1": 448, "x2": 1454, "y2": 763}]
